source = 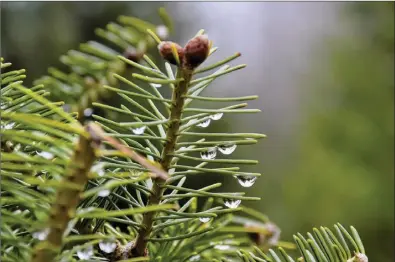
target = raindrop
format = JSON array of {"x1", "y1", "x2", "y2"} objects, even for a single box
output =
[
  {"x1": 1, "y1": 122, "x2": 15, "y2": 130},
  {"x1": 91, "y1": 162, "x2": 105, "y2": 177},
  {"x1": 99, "y1": 238, "x2": 117, "y2": 254},
  {"x1": 77, "y1": 207, "x2": 95, "y2": 215},
  {"x1": 224, "y1": 199, "x2": 241, "y2": 209},
  {"x1": 199, "y1": 217, "x2": 211, "y2": 223},
  {"x1": 218, "y1": 144, "x2": 237, "y2": 155},
  {"x1": 214, "y1": 244, "x2": 231, "y2": 250},
  {"x1": 156, "y1": 25, "x2": 169, "y2": 40},
  {"x1": 98, "y1": 189, "x2": 111, "y2": 197},
  {"x1": 197, "y1": 118, "x2": 211, "y2": 128},
  {"x1": 36, "y1": 151, "x2": 54, "y2": 160},
  {"x1": 83, "y1": 108, "x2": 93, "y2": 117},
  {"x1": 132, "y1": 126, "x2": 146, "y2": 135},
  {"x1": 33, "y1": 228, "x2": 50, "y2": 241},
  {"x1": 210, "y1": 113, "x2": 223, "y2": 121},
  {"x1": 77, "y1": 245, "x2": 94, "y2": 260},
  {"x1": 187, "y1": 119, "x2": 198, "y2": 126},
  {"x1": 235, "y1": 175, "x2": 257, "y2": 188},
  {"x1": 150, "y1": 83, "x2": 162, "y2": 88},
  {"x1": 200, "y1": 147, "x2": 217, "y2": 160},
  {"x1": 189, "y1": 255, "x2": 201, "y2": 261}
]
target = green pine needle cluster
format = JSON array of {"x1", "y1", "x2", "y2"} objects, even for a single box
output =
[{"x1": 0, "y1": 8, "x2": 367, "y2": 262}]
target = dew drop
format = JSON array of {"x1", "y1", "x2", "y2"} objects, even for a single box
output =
[
  {"x1": 150, "y1": 83, "x2": 162, "y2": 88},
  {"x1": 99, "y1": 238, "x2": 117, "y2": 254},
  {"x1": 98, "y1": 189, "x2": 111, "y2": 197},
  {"x1": 197, "y1": 118, "x2": 211, "y2": 128},
  {"x1": 132, "y1": 126, "x2": 146, "y2": 135},
  {"x1": 199, "y1": 217, "x2": 211, "y2": 223},
  {"x1": 83, "y1": 108, "x2": 93, "y2": 117},
  {"x1": 77, "y1": 245, "x2": 94, "y2": 260},
  {"x1": 200, "y1": 147, "x2": 217, "y2": 160},
  {"x1": 77, "y1": 207, "x2": 95, "y2": 215},
  {"x1": 235, "y1": 175, "x2": 257, "y2": 188},
  {"x1": 1, "y1": 122, "x2": 15, "y2": 130},
  {"x1": 36, "y1": 151, "x2": 54, "y2": 160},
  {"x1": 214, "y1": 244, "x2": 231, "y2": 250},
  {"x1": 189, "y1": 255, "x2": 201, "y2": 261},
  {"x1": 33, "y1": 228, "x2": 50, "y2": 241},
  {"x1": 210, "y1": 113, "x2": 223, "y2": 121},
  {"x1": 218, "y1": 144, "x2": 237, "y2": 155},
  {"x1": 224, "y1": 199, "x2": 241, "y2": 209},
  {"x1": 91, "y1": 162, "x2": 105, "y2": 177},
  {"x1": 156, "y1": 25, "x2": 169, "y2": 40}
]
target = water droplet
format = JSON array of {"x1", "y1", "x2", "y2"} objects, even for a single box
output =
[
  {"x1": 83, "y1": 108, "x2": 93, "y2": 117},
  {"x1": 98, "y1": 189, "x2": 111, "y2": 197},
  {"x1": 189, "y1": 255, "x2": 201, "y2": 261},
  {"x1": 36, "y1": 151, "x2": 54, "y2": 160},
  {"x1": 77, "y1": 245, "x2": 94, "y2": 260},
  {"x1": 224, "y1": 199, "x2": 241, "y2": 209},
  {"x1": 210, "y1": 113, "x2": 223, "y2": 121},
  {"x1": 33, "y1": 228, "x2": 50, "y2": 240},
  {"x1": 132, "y1": 126, "x2": 146, "y2": 135},
  {"x1": 77, "y1": 207, "x2": 95, "y2": 215},
  {"x1": 235, "y1": 175, "x2": 257, "y2": 188},
  {"x1": 99, "y1": 238, "x2": 117, "y2": 254},
  {"x1": 199, "y1": 217, "x2": 211, "y2": 223},
  {"x1": 156, "y1": 25, "x2": 169, "y2": 40},
  {"x1": 1, "y1": 122, "x2": 15, "y2": 130},
  {"x1": 91, "y1": 162, "x2": 105, "y2": 177},
  {"x1": 214, "y1": 244, "x2": 231, "y2": 250},
  {"x1": 186, "y1": 119, "x2": 198, "y2": 127},
  {"x1": 200, "y1": 147, "x2": 217, "y2": 160},
  {"x1": 150, "y1": 83, "x2": 162, "y2": 88},
  {"x1": 218, "y1": 144, "x2": 237, "y2": 155},
  {"x1": 197, "y1": 118, "x2": 211, "y2": 128}
]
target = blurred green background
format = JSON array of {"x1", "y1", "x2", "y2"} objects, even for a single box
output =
[{"x1": 1, "y1": 2, "x2": 393, "y2": 261}]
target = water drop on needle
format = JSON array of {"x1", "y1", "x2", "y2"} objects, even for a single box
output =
[
  {"x1": 214, "y1": 244, "x2": 231, "y2": 250},
  {"x1": 197, "y1": 118, "x2": 211, "y2": 128},
  {"x1": 36, "y1": 151, "x2": 54, "y2": 160},
  {"x1": 132, "y1": 126, "x2": 146, "y2": 135},
  {"x1": 151, "y1": 83, "x2": 162, "y2": 88},
  {"x1": 190, "y1": 255, "x2": 201, "y2": 261},
  {"x1": 235, "y1": 175, "x2": 257, "y2": 188},
  {"x1": 199, "y1": 217, "x2": 211, "y2": 223},
  {"x1": 210, "y1": 113, "x2": 223, "y2": 121},
  {"x1": 77, "y1": 245, "x2": 94, "y2": 260},
  {"x1": 156, "y1": 25, "x2": 169, "y2": 40},
  {"x1": 99, "y1": 238, "x2": 117, "y2": 253},
  {"x1": 218, "y1": 144, "x2": 237, "y2": 155},
  {"x1": 32, "y1": 228, "x2": 50, "y2": 240},
  {"x1": 83, "y1": 108, "x2": 93, "y2": 117},
  {"x1": 224, "y1": 199, "x2": 241, "y2": 209},
  {"x1": 98, "y1": 189, "x2": 111, "y2": 197},
  {"x1": 200, "y1": 147, "x2": 217, "y2": 160},
  {"x1": 91, "y1": 162, "x2": 105, "y2": 177}
]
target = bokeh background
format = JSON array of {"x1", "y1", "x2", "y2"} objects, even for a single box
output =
[{"x1": 1, "y1": 2, "x2": 394, "y2": 261}]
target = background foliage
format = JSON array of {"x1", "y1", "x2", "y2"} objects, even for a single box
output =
[{"x1": 1, "y1": 2, "x2": 394, "y2": 261}]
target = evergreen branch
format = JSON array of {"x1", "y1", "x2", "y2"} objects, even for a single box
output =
[{"x1": 31, "y1": 125, "x2": 99, "y2": 262}]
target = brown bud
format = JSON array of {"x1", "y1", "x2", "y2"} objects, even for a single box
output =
[
  {"x1": 158, "y1": 41, "x2": 184, "y2": 65},
  {"x1": 183, "y1": 35, "x2": 210, "y2": 70}
]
